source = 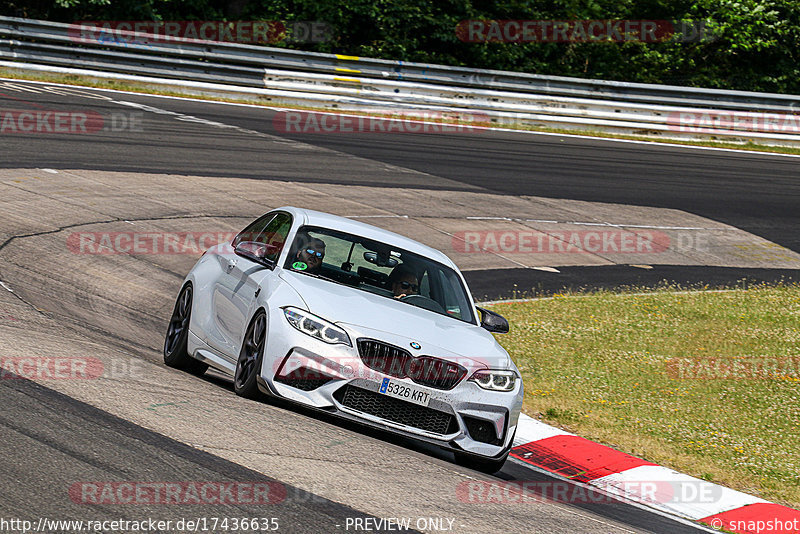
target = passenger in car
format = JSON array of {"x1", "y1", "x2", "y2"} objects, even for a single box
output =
[
  {"x1": 295, "y1": 238, "x2": 326, "y2": 272},
  {"x1": 389, "y1": 264, "x2": 419, "y2": 298}
]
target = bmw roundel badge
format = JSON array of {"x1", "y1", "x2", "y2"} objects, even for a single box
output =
[{"x1": 410, "y1": 342, "x2": 421, "y2": 350}]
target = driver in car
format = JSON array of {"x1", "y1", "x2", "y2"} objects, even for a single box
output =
[
  {"x1": 389, "y1": 264, "x2": 419, "y2": 298},
  {"x1": 295, "y1": 237, "x2": 326, "y2": 272}
]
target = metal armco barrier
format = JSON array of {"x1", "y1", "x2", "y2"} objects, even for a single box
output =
[{"x1": 1, "y1": 16, "x2": 799, "y2": 146}]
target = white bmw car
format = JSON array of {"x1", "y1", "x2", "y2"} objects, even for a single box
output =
[{"x1": 164, "y1": 207, "x2": 523, "y2": 472}]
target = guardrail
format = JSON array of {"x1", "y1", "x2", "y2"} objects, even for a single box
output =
[{"x1": 1, "y1": 15, "x2": 799, "y2": 146}]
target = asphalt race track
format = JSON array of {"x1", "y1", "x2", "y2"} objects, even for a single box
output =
[
  {"x1": 0, "y1": 377, "x2": 395, "y2": 531},
  {"x1": 2, "y1": 80, "x2": 798, "y2": 297},
  {"x1": 1, "y1": 78, "x2": 797, "y2": 533}
]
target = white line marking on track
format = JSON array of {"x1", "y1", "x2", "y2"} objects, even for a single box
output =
[
  {"x1": 0, "y1": 81, "x2": 44, "y2": 93},
  {"x1": 2, "y1": 76, "x2": 799, "y2": 160},
  {"x1": 479, "y1": 288, "x2": 741, "y2": 305},
  {"x1": 108, "y1": 99, "x2": 335, "y2": 151},
  {"x1": 348, "y1": 213, "x2": 724, "y2": 232},
  {"x1": 345, "y1": 214, "x2": 409, "y2": 219},
  {"x1": 533, "y1": 266, "x2": 561, "y2": 273},
  {"x1": 622, "y1": 224, "x2": 712, "y2": 230},
  {"x1": 452, "y1": 216, "x2": 727, "y2": 231},
  {"x1": 557, "y1": 221, "x2": 723, "y2": 230},
  {"x1": 0, "y1": 281, "x2": 14, "y2": 293}
]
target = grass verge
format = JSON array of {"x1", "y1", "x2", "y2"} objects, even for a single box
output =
[
  {"x1": 2, "y1": 67, "x2": 800, "y2": 156},
  {"x1": 489, "y1": 283, "x2": 800, "y2": 507}
]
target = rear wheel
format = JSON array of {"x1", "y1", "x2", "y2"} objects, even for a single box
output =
[
  {"x1": 234, "y1": 311, "x2": 266, "y2": 399},
  {"x1": 163, "y1": 284, "x2": 208, "y2": 376}
]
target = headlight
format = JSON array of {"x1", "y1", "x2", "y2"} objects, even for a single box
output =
[
  {"x1": 469, "y1": 370, "x2": 517, "y2": 392},
  {"x1": 283, "y1": 307, "x2": 351, "y2": 346}
]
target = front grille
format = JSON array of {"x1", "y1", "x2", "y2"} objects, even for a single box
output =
[
  {"x1": 357, "y1": 339, "x2": 467, "y2": 390},
  {"x1": 411, "y1": 357, "x2": 468, "y2": 390},
  {"x1": 358, "y1": 339, "x2": 410, "y2": 377},
  {"x1": 334, "y1": 385, "x2": 458, "y2": 435},
  {"x1": 464, "y1": 415, "x2": 503, "y2": 445}
]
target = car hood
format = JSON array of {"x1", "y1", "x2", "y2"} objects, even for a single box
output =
[{"x1": 279, "y1": 270, "x2": 510, "y2": 369}]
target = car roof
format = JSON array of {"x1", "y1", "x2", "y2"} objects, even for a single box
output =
[{"x1": 276, "y1": 206, "x2": 457, "y2": 268}]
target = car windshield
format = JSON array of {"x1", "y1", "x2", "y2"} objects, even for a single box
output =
[{"x1": 283, "y1": 226, "x2": 475, "y2": 324}]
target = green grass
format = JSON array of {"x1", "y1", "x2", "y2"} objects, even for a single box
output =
[
  {"x1": 488, "y1": 284, "x2": 800, "y2": 507},
  {"x1": 3, "y1": 67, "x2": 800, "y2": 156}
]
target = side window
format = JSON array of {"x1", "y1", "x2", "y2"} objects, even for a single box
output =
[
  {"x1": 232, "y1": 212, "x2": 293, "y2": 261},
  {"x1": 436, "y1": 269, "x2": 466, "y2": 320},
  {"x1": 233, "y1": 214, "x2": 275, "y2": 248},
  {"x1": 259, "y1": 213, "x2": 292, "y2": 261}
]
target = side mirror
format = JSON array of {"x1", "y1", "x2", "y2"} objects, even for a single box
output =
[
  {"x1": 476, "y1": 307, "x2": 510, "y2": 334},
  {"x1": 234, "y1": 241, "x2": 278, "y2": 268}
]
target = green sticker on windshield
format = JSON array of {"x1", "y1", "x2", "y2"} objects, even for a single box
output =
[{"x1": 292, "y1": 261, "x2": 308, "y2": 271}]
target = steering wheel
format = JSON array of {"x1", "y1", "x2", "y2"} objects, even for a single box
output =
[{"x1": 399, "y1": 294, "x2": 446, "y2": 314}]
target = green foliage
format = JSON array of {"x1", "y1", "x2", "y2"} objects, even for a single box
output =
[{"x1": 1, "y1": 0, "x2": 798, "y2": 93}]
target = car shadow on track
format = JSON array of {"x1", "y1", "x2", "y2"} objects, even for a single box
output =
[
  {"x1": 195, "y1": 368, "x2": 705, "y2": 533},
  {"x1": 199, "y1": 367, "x2": 458, "y2": 466}
]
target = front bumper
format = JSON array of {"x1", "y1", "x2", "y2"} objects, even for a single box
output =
[{"x1": 258, "y1": 308, "x2": 523, "y2": 458}]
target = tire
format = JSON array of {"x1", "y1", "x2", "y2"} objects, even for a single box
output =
[
  {"x1": 234, "y1": 310, "x2": 266, "y2": 399},
  {"x1": 454, "y1": 449, "x2": 510, "y2": 475},
  {"x1": 163, "y1": 283, "x2": 208, "y2": 376}
]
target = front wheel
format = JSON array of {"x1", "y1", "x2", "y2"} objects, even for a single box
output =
[
  {"x1": 454, "y1": 449, "x2": 510, "y2": 474},
  {"x1": 234, "y1": 311, "x2": 266, "y2": 399},
  {"x1": 163, "y1": 284, "x2": 208, "y2": 376}
]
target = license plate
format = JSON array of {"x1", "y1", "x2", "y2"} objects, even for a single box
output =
[{"x1": 379, "y1": 378, "x2": 431, "y2": 407}]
